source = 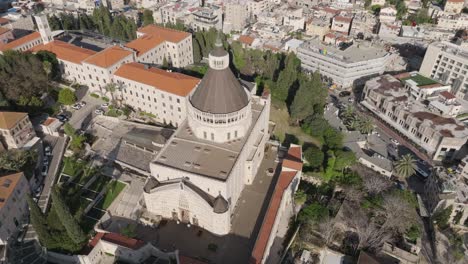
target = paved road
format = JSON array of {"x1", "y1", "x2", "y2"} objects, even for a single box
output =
[
  {"x1": 68, "y1": 95, "x2": 102, "y2": 130},
  {"x1": 37, "y1": 135, "x2": 67, "y2": 213}
]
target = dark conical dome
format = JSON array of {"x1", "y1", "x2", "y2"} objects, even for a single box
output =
[{"x1": 190, "y1": 42, "x2": 249, "y2": 114}]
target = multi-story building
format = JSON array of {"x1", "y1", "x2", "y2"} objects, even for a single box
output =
[
  {"x1": 297, "y1": 38, "x2": 391, "y2": 88},
  {"x1": 247, "y1": 0, "x2": 272, "y2": 16},
  {"x1": 0, "y1": 172, "x2": 30, "y2": 245},
  {"x1": 0, "y1": 112, "x2": 36, "y2": 150},
  {"x1": 361, "y1": 74, "x2": 468, "y2": 161},
  {"x1": 378, "y1": 22, "x2": 401, "y2": 37},
  {"x1": 115, "y1": 62, "x2": 200, "y2": 127},
  {"x1": 223, "y1": 2, "x2": 249, "y2": 33},
  {"x1": 143, "y1": 40, "x2": 271, "y2": 235},
  {"x1": 350, "y1": 11, "x2": 378, "y2": 38},
  {"x1": 379, "y1": 6, "x2": 398, "y2": 23},
  {"x1": 419, "y1": 41, "x2": 468, "y2": 99},
  {"x1": 191, "y1": 5, "x2": 223, "y2": 31},
  {"x1": 82, "y1": 46, "x2": 135, "y2": 93},
  {"x1": 331, "y1": 16, "x2": 352, "y2": 34},
  {"x1": 398, "y1": 72, "x2": 451, "y2": 100},
  {"x1": 305, "y1": 19, "x2": 330, "y2": 39},
  {"x1": 436, "y1": 14, "x2": 468, "y2": 30},
  {"x1": 444, "y1": 0, "x2": 464, "y2": 14},
  {"x1": 0, "y1": 31, "x2": 42, "y2": 54},
  {"x1": 127, "y1": 25, "x2": 193, "y2": 68}
]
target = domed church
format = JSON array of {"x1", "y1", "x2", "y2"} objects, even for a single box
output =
[{"x1": 143, "y1": 38, "x2": 271, "y2": 235}]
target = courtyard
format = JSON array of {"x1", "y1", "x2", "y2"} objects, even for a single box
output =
[{"x1": 101, "y1": 146, "x2": 282, "y2": 264}]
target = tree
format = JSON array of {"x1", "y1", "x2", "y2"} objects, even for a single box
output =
[
  {"x1": 290, "y1": 71, "x2": 326, "y2": 122},
  {"x1": 58, "y1": 88, "x2": 77, "y2": 105},
  {"x1": 294, "y1": 189, "x2": 307, "y2": 207},
  {"x1": 36, "y1": 50, "x2": 61, "y2": 81},
  {"x1": 370, "y1": 5, "x2": 381, "y2": 15},
  {"x1": 162, "y1": 56, "x2": 169, "y2": 68},
  {"x1": 323, "y1": 127, "x2": 343, "y2": 149},
  {"x1": 121, "y1": 223, "x2": 137, "y2": 238},
  {"x1": 271, "y1": 52, "x2": 300, "y2": 101},
  {"x1": 304, "y1": 146, "x2": 324, "y2": 169},
  {"x1": 433, "y1": 205, "x2": 452, "y2": 229},
  {"x1": 362, "y1": 173, "x2": 392, "y2": 196},
  {"x1": 394, "y1": 154, "x2": 416, "y2": 179},
  {"x1": 358, "y1": 117, "x2": 374, "y2": 134},
  {"x1": 334, "y1": 150, "x2": 356, "y2": 172},
  {"x1": 104, "y1": 83, "x2": 117, "y2": 105},
  {"x1": 298, "y1": 202, "x2": 329, "y2": 224},
  {"x1": 142, "y1": 9, "x2": 154, "y2": 26},
  {"x1": 193, "y1": 39, "x2": 202, "y2": 63},
  {"x1": 27, "y1": 195, "x2": 54, "y2": 246},
  {"x1": 51, "y1": 187, "x2": 87, "y2": 244},
  {"x1": 0, "y1": 149, "x2": 37, "y2": 179}
]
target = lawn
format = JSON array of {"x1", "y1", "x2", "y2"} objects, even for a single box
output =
[
  {"x1": 270, "y1": 98, "x2": 322, "y2": 147},
  {"x1": 95, "y1": 181, "x2": 126, "y2": 210},
  {"x1": 402, "y1": 74, "x2": 437, "y2": 86},
  {"x1": 62, "y1": 157, "x2": 86, "y2": 176},
  {"x1": 87, "y1": 175, "x2": 111, "y2": 192}
]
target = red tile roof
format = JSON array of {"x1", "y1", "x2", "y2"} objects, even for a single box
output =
[
  {"x1": 126, "y1": 24, "x2": 190, "y2": 56},
  {"x1": 440, "y1": 91, "x2": 456, "y2": 100},
  {"x1": 0, "y1": 27, "x2": 11, "y2": 35},
  {"x1": 89, "y1": 232, "x2": 145, "y2": 250},
  {"x1": 282, "y1": 146, "x2": 303, "y2": 171},
  {"x1": 250, "y1": 171, "x2": 298, "y2": 264},
  {"x1": 0, "y1": 111, "x2": 27, "y2": 130},
  {"x1": 0, "y1": 31, "x2": 41, "y2": 52},
  {"x1": 251, "y1": 145, "x2": 302, "y2": 264},
  {"x1": 0, "y1": 172, "x2": 25, "y2": 210},
  {"x1": 334, "y1": 16, "x2": 352, "y2": 23},
  {"x1": 0, "y1": 17, "x2": 10, "y2": 25},
  {"x1": 31, "y1": 40, "x2": 96, "y2": 64},
  {"x1": 239, "y1": 35, "x2": 255, "y2": 45},
  {"x1": 84, "y1": 46, "x2": 133, "y2": 68},
  {"x1": 42, "y1": 117, "x2": 58, "y2": 126},
  {"x1": 114, "y1": 62, "x2": 200, "y2": 97}
]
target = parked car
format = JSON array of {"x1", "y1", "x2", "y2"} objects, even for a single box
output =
[
  {"x1": 71, "y1": 103, "x2": 82, "y2": 110},
  {"x1": 100, "y1": 103, "x2": 109, "y2": 108},
  {"x1": 390, "y1": 138, "x2": 400, "y2": 145},
  {"x1": 348, "y1": 97, "x2": 355, "y2": 103},
  {"x1": 339, "y1": 91, "x2": 351, "y2": 97},
  {"x1": 94, "y1": 109, "x2": 104, "y2": 115},
  {"x1": 41, "y1": 165, "x2": 48, "y2": 176},
  {"x1": 34, "y1": 185, "x2": 43, "y2": 197},
  {"x1": 44, "y1": 145, "x2": 52, "y2": 156},
  {"x1": 57, "y1": 114, "x2": 69, "y2": 122},
  {"x1": 79, "y1": 101, "x2": 87, "y2": 107},
  {"x1": 43, "y1": 158, "x2": 49, "y2": 166}
]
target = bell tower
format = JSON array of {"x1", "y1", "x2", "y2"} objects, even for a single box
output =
[{"x1": 34, "y1": 14, "x2": 53, "y2": 44}]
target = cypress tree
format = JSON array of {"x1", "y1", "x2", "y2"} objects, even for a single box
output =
[
  {"x1": 272, "y1": 53, "x2": 300, "y2": 101},
  {"x1": 51, "y1": 187, "x2": 86, "y2": 244},
  {"x1": 27, "y1": 195, "x2": 53, "y2": 246},
  {"x1": 290, "y1": 71, "x2": 325, "y2": 122},
  {"x1": 193, "y1": 39, "x2": 202, "y2": 63}
]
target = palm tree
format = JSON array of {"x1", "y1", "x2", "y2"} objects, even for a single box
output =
[
  {"x1": 43, "y1": 61, "x2": 52, "y2": 92},
  {"x1": 358, "y1": 117, "x2": 374, "y2": 134},
  {"x1": 394, "y1": 154, "x2": 416, "y2": 179},
  {"x1": 340, "y1": 105, "x2": 355, "y2": 120},
  {"x1": 104, "y1": 83, "x2": 117, "y2": 105},
  {"x1": 345, "y1": 116, "x2": 359, "y2": 130}
]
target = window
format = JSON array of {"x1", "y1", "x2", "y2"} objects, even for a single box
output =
[
  {"x1": 203, "y1": 131, "x2": 207, "y2": 139},
  {"x1": 227, "y1": 132, "x2": 230, "y2": 140},
  {"x1": 211, "y1": 133, "x2": 214, "y2": 140}
]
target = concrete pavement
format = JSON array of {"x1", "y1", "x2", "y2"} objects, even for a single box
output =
[{"x1": 68, "y1": 95, "x2": 102, "y2": 130}]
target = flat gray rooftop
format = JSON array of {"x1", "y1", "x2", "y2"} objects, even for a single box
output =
[
  {"x1": 299, "y1": 38, "x2": 389, "y2": 63},
  {"x1": 153, "y1": 102, "x2": 265, "y2": 181}
]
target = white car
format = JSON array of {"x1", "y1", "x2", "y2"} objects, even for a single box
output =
[
  {"x1": 79, "y1": 101, "x2": 87, "y2": 107},
  {"x1": 390, "y1": 138, "x2": 400, "y2": 145},
  {"x1": 94, "y1": 109, "x2": 104, "y2": 115},
  {"x1": 101, "y1": 103, "x2": 109, "y2": 108},
  {"x1": 71, "y1": 103, "x2": 82, "y2": 110}
]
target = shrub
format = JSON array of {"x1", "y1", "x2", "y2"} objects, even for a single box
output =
[
  {"x1": 58, "y1": 88, "x2": 77, "y2": 105},
  {"x1": 90, "y1": 93, "x2": 99, "y2": 99},
  {"x1": 101, "y1": 96, "x2": 110, "y2": 102}
]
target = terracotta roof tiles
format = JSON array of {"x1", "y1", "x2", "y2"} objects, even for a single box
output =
[
  {"x1": 0, "y1": 31, "x2": 41, "y2": 52},
  {"x1": 31, "y1": 40, "x2": 96, "y2": 64},
  {"x1": 126, "y1": 25, "x2": 190, "y2": 56},
  {"x1": 239, "y1": 35, "x2": 255, "y2": 45},
  {"x1": 0, "y1": 172, "x2": 25, "y2": 210},
  {"x1": 84, "y1": 46, "x2": 133, "y2": 68},
  {"x1": 114, "y1": 63, "x2": 200, "y2": 97},
  {"x1": 0, "y1": 111, "x2": 27, "y2": 130},
  {"x1": 440, "y1": 91, "x2": 456, "y2": 100},
  {"x1": 0, "y1": 27, "x2": 11, "y2": 35}
]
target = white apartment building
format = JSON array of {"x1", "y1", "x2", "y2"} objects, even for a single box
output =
[
  {"x1": 444, "y1": 0, "x2": 464, "y2": 14},
  {"x1": 223, "y1": 2, "x2": 249, "y2": 33},
  {"x1": 127, "y1": 25, "x2": 193, "y2": 68},
  {"x1": 437, "y1": 14, "x2": 468, "y2": 30},
  {"x1": 191, "y1": 5, "x2": 223, "y2": 31},
  {"x1": 378, "y1": 22, "x2": 401, "y2": 37},
  {"x1": 115, "y1": 62, "x2": 200, "y2": 127},
  {"x1": 0, "y1": 172, "x2": 30, "y2": 245},
  {"x1": 331, "y1": 16, "x2": 352, "y2": 34},
  {"x1": 362, "y1": 74, "x2": 468, "y2": 161},
  {"x1": 420, "y1": 41, "x2": 468, "y2": 99},
  {"x1": 401, "y1": 72, "x2": 451, "y2": 101},
  {"x1": 297, "y1": 38, "x2": 391, "y2": 88},
  {"x1": 379, "y1": 6, "x2": 398, "y2": 23},
  {"x1": 0, "y1": 112, "x2": 36, "y2": 150},
  {"x1": 248, "y1": 0, "x2": 272, "y2": 16}
]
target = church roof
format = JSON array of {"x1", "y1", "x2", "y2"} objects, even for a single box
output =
[
  {"x1": 144, "y1": 178, "x2": 229, "y2": 214},
  {"x1": 190, "y1": 62, "x2": 249, "y2": 114}
]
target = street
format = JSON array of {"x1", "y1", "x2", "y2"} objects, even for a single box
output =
[{"x1": 68, "y1": 94, "x2": 102, "y2": 130}]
